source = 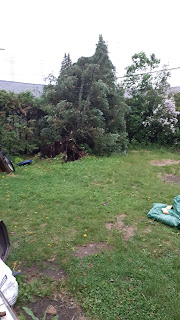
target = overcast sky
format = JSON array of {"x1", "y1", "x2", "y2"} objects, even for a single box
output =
[{"x1": 0, "y1": 0, "x2": 180, "y2": 86}]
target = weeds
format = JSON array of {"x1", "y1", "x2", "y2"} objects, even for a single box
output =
[{"x1": 22, "y1": 307, "x2": 58, "y2": 320}]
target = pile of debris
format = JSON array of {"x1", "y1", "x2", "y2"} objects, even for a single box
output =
[{"x1": 41, "y1": 137, "x2": 86, "y2": 162}]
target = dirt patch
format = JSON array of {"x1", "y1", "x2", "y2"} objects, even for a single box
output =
[
  {"x1": 15, "y1": 295, "x2": 87, "y2": 320},
  {"x1": 106, "y1": 214, "x2": 137, "y2": 241},
  {"x1": 158, "y1": 173, "x2": 180, "y2": 184},
  {"x1": 151, "y1": 159, "x2": 180, "y2": 166},
  {"x1": 106, "y1": 223, "x2": 114, "y2": 230},
  {"x1": 16, "y1": 262, "x2": 88, "y2": 320},
  {"x1": 74, "y1": 242, "x2": 111, "y2": 258},
  {"x1": 21, "y1": 261, "x2": 66, "y2": 282}
]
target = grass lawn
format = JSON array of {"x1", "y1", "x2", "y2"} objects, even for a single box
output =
[{"x1": 0, "y1": 148, "x2": 180, "y2": 320}]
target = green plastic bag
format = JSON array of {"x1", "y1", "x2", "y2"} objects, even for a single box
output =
[{"x1": 147, "y1": 195, "x2": 180, "y2": 228}]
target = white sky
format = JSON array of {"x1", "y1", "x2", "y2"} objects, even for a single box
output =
[{"x1": 0, "y1": 0, "x2": 180, "y2": 86}]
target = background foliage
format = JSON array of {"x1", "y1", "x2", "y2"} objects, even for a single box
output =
[
  {"x1": 0, "y1": 38, "x2": 179, "y2": 156},
  {"x1": 0, "y1": 90, "x2": 44, "y2": 155},
  {"x1": 123, "y1": 52, "x2": 179, "y2": 146}
]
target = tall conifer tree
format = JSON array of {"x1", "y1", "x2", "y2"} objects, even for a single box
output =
[
  {"x1": 42, "y1": 36, "x2": 128, "y2": 154},
  {"x1": 60, "y1": 53, "x2": 72, "y2": 73}
]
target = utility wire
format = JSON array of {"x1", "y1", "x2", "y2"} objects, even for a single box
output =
[{"x1": 117, "y1": 66, "x2": 180, "y2": 79}]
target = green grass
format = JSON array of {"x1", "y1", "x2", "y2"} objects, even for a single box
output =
[{"x1": 0, "y1": 148, "x2": 180, "y2": 319}]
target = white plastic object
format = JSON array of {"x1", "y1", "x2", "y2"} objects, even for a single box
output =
[{"x1": 0, "y1": 259, "x2": 18, "y2": 306}]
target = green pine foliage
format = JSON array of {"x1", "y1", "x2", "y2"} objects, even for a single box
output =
[
  {"x1": 42, "y1": 35, "x2": 128, "y2": 155},
  {"x1": 60, "y1": 53, "x2": 72, "y2": 74}
]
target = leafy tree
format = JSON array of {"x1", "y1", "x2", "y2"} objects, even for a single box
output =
[
  {"x1": 173, "y1": 91, "x2": 180, "y2": 134},
  {"x1": 174, "y1": 91, "x2": 180, "y2": 112},
  {"x1": 123, "y1": 52, "x2": 172, "y2": 144},
  {"x1": 0, "y1": 90, "x2": 43, "y2": 155}
]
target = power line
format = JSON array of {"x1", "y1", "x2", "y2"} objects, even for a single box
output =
[{"x1": 117, "y1": 66, "x2": 180, "y2": 79}]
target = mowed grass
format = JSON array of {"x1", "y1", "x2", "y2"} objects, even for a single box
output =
[{"x1": 0, "y1": 149, "x2": 180, "y2": 320}]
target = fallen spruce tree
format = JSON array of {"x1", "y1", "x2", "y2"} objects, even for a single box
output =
[{"x1": 40, "y1": 137, "x2": 86, "y2": 162}]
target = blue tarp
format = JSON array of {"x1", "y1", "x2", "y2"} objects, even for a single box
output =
[{"x1": 17, "y1": 160, "x2": 32, "y2": 166}]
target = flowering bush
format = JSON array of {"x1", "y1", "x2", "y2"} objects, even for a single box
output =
[
  {"x1": 143, "y1": 98, "x2": 179, "y2": 133},
  {"x1": 142, "y1": 98, "x2": 179, "y2": 144}
]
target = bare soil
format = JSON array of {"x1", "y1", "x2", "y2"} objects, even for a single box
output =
[
  {"x1": 16, "y1": 261, "x2": 87, "y2": 320},
  {"x1": 74, "y1": 242, "x2": 111, "y2": 258},
  {"x1": 17, "y1": 242, "x2": 111, "y2": 318},
  {"x1": 21, "y1": 261, "x2": 66, "y2": 282},
  {"x1": 159, "y1": 174, "x2": 180, "y2": 184},
  {"x1": 150, "y1": 159, "x2": 180, "y2": 166},
  {"x1": 106, "y1": 214, "x2": 137, "y2": 241},
  {"x1": 15, "y1": 296, "x2": 87, "y2": 320}
]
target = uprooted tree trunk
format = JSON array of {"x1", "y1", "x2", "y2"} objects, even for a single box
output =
[{"x1": 40, "y1": 137, "x2": 86, "y2": 162}]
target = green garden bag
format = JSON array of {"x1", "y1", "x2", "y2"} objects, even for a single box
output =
[{"x1": 147, "y1": 195, "x2": 180, "y2": 228}]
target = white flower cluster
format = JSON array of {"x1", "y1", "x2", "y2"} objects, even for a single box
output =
[{"x1": 142, "y1": 98, "x2": 179, "y2": 133}]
